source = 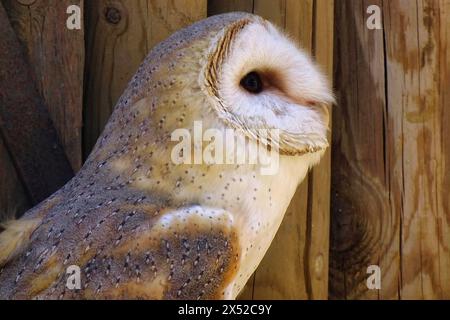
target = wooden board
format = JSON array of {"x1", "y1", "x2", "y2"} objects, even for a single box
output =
[
  {"x1": 3, "y1": 0, "x2": 85, "y2": 172},
  {"x1": 208, "y1": 0, "x2": 334, "y2": 300},
  {"x1": 0, "y1": 136, "x2": 30, "y2": 222},
  {"x1": 331, "y1": 0, "x2": 450, "y2": 299},
  {"x1": 0, "y1": 0, "x2": 83, "y2": 220},
  {"x1": 208, "y1": 0, "x2": 254, "y2": 16},
  {"x1": 83, "y1": 0, "x2": 207, "y2": 156}
]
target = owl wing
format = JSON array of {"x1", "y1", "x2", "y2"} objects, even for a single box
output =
[
  {"x1": 45, "y1": 205, "x2": 241, "y2": 300},
  {"x1": 0, "y1": 218, "x2": 42, "y2": 268}
]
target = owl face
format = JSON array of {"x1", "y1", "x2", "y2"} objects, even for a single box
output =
[{"x1": 201, "y1": 14, "x2": 333, "y2": 156}]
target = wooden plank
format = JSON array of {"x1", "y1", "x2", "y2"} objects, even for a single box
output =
[
  {"x1": 3, "y1": 0, "x2": 85, "y2": 171},
  {"x1": 385, "y1": 0, "x2": 447, "y2": 299},
  {"x1": 0, "y1": 1, "x2": 75, "y2": 205},
  {"x1": 0, "y1": 136, "x2": 31, "y2": 222},
  {"x1": 439, "y1": 0, "x2": 450, "y2": 299},
  {"x1": 304, "y1": 0, "x2": 334, "y2": 299},
  {"x1": 208, "y1": 0, "x2": 253, "y2": 16},
  {"x1": 330, "y1": 0, "x2": 390, "y2": 299},
  {"x1": 285, "y1": 0, "x2": 314, "y2": 52},
  {"x1": 208, "y1": 0, "x2": 333, "y2": 300},
  {"x1": 330, "y1": 0, "x2": 450, "y2": 299},
  {"x1": 253, "y1": 0, "x2": 286, "y2": 28},
  {"x1": 84, "y1": 0, "x2": 206, "y2": 156}
]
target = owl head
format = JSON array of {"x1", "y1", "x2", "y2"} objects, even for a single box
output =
[
  {"x1": 97, "y1": 12, "x2": 333, "y2": 174},
  {"x1": 200, "y1": 13, "x2": 334, "y2": 156}
]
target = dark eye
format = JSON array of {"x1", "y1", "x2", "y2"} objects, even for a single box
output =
[{"x1": 240, "y1": 71, "x2": 263, "y2": 94}]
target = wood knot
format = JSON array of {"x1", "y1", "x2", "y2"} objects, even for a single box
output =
[{"x1": 104, "y1": 7, "x2": 121, "y2": 24}]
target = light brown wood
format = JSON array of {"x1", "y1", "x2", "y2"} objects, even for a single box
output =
[
  {"x1": 84, "y1": 0, "x2": 206, "y2": 156},
  {"x1": 3, "y1": 0, "x2": 85, "y2": 171},
  {"x1": 304, "y1": 0, "x2": 334, "y2": 299},
  {"x1": 285, "y1": 0, "x2": 314, "y2": 52},
  {"x1": 440, "y1": 0, "x2": 450, "y2": 300},
  {"x1": 331, "y1": 0, "x2": 450, "y2": 299},
  {"x1": 208, "y1": 0, "x2": 333, "y2": 300},
  {"x1": 253, "y1": 0, "x2": 286, "y2": 28}
]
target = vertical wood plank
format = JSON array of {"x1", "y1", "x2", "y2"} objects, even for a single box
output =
[
  {"x1": 0, "y1": 1, "x2": 77, "y2": 212},
  {"x1": 439, "y1": 0, "x2": 450, "y2": 299},
  {"x1": 285, "y1": 0, "x2": 314, "y2": 52},
  {"x1": 253, "y1": 0, "x2": 286, "y2": 28},
  {"x1": 0, "y1": 137, "x2": 31, "y2": 221},
  {"x1": 3, "y1": 0, "x2": 85, "y2": 171},
  {"x1": 330, "y1": 0, "x2": 391, "y2": 299},
  {"x1": 84, "y1": 0, "x2": 206, "y2": 156},
  {"x1": 385, "y1": 0, "x2": 447, "y2": 299},
  {"x1": 208, "y1": 0, "x2": 333, "y2": 300},
  {"x1": 331, "y1": 0, "x2": 450, "y2": 299},
  {"x1": 305, "y1": 0, "x2": 334, "y2": 299},
  {"x1": 207, "y1": 0, "x2": 253, "y2": 16}
]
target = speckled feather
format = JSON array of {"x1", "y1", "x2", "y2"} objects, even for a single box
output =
[{"x1": 0, "y1": 12, "x2": 332, "y2": 299}]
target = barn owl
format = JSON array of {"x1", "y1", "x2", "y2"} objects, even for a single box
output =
[{"x1": 0, "y1": 12, "x2": 332, "y2": 299}]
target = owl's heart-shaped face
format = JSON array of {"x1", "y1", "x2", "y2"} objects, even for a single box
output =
[{"x1": 200, "y1": 14, "x2": 334, "y2": 156}]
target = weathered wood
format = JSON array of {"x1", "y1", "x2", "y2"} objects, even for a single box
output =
[
  {"x1": 0, "y1": 1, "x2": 74, "y2": 206},
  {"x1": 253, "y1": 0, "x2": 286, "y2": 27},
  {"x1": 304, "y1": 0, "x2": 334, "y2": 299},
  {"x1": 207, "y1": 0, "x2": 253, "y2": 16},
  {"x1": 0, "y1": 136, "x2": 31, "y2": 222},
  {"x1": 331, "y1": 0, "x2": 450, "y2": 299},
  {"x1": 3, "y1": 0, "x2": 85, "y2": 171},
  {"x1": 440, "y1": 0, "x2": 450, "y2": 299},
  {"x1": 84, "y1": 0, "x2": 207, "y2": 156},
  {"x1": 208, "y1": 0, "x2": 333, "y2": 300}
]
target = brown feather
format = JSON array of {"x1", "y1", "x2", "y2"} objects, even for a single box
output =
[{"x1": 0, "y1": 218, "x2": 41, "y2": 267}]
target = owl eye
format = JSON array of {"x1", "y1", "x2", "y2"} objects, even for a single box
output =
[{"x1": 240, "y1": 71, "x2": 263, "y2": 94}]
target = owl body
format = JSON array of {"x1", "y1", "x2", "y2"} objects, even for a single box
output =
[{"x1": 0, "y1": 12, "x2": 332, "y2": 299}]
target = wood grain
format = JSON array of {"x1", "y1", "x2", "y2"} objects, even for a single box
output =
[
  {"x1": 304, "y1": 0, "x2": 334, "y2": 299},
  {"x1": 208, "y1": 0, "x2": 334, "y2": 300},
  {"x1": 3, "y1": 0, "x2": 85, "y2": 172},
  {"x1": 0, "y1": 0, "x2": 78, "y2": 215},
  {"x1": 0, "y1": 136, "x2": 30, "y2": 222},
  {"x1": 83, "y1": 0, "x2": 206, "y2": 156},
  {"x1": 331, "y1": 0, "x2": 450, "y2": 299},
  {"x1": 0, "y1": 2, "x2": 29, "y2": 221},
  {"x1": 207, "y1": 0, "x2": 253, "y2": 16}
]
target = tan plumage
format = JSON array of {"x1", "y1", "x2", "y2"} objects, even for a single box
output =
[{"x1": 0, "y1": 12, "x2": 332, "y2": 299}]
